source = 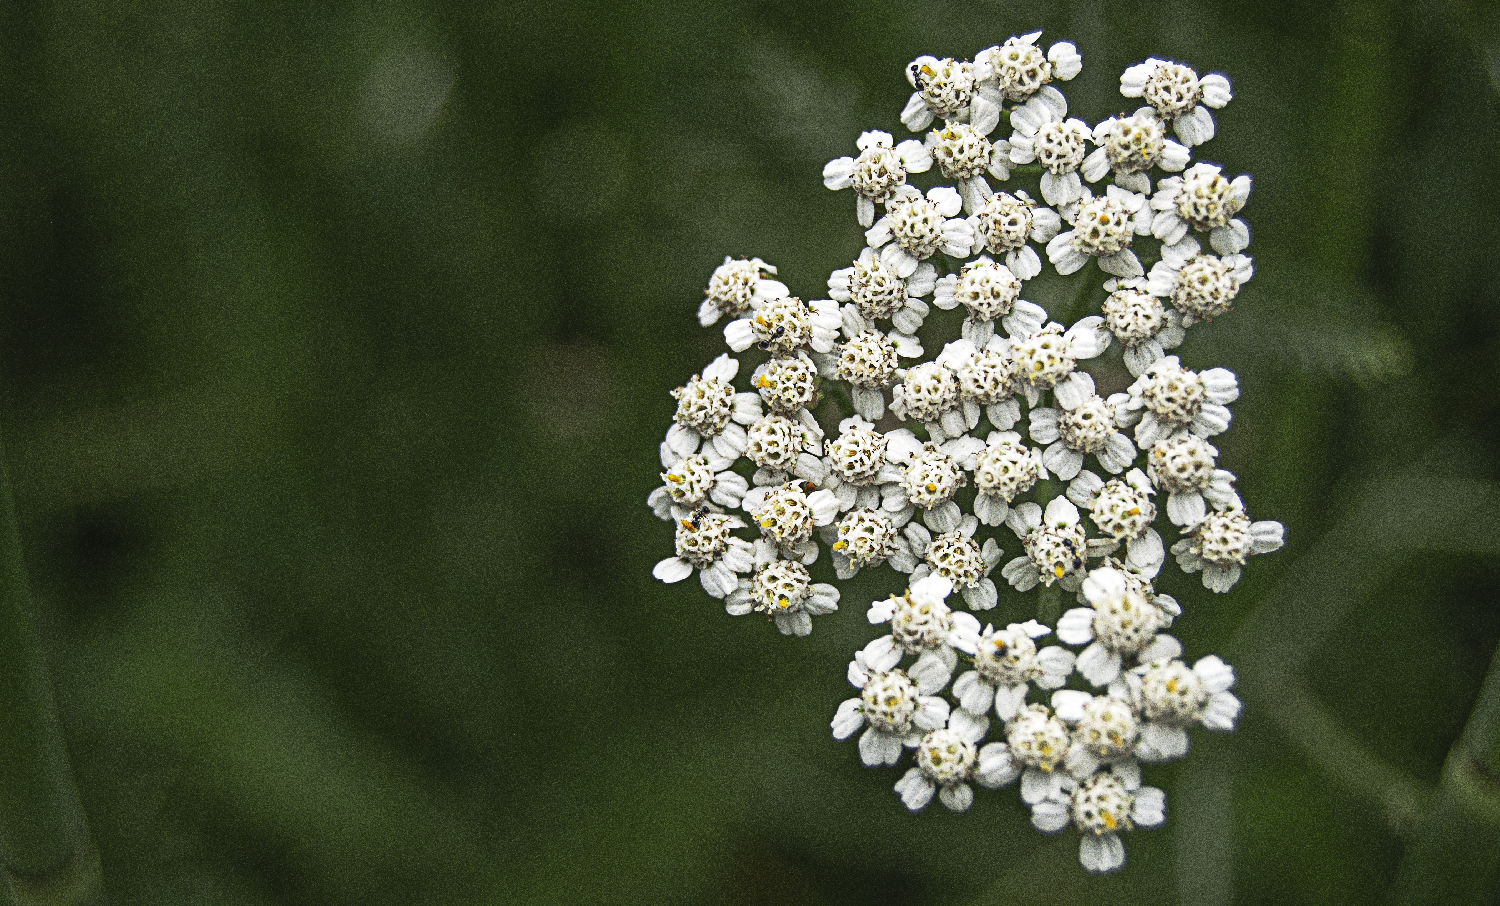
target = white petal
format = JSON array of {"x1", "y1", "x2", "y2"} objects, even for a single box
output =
[
  {"x1": 653, "y1": 557, "x2": 693, "y2": 583},
  {"x1": 1079, "y1": 833, "x2": 1125, "y2": 873},
  {"x1": 895, "y1": 768, "x2": 936, "y2": 811},
  {"x1": 832, "y1": 698, "x2": 865, "y2": 739}
]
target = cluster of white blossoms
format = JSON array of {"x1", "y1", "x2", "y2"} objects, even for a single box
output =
[{"x1": 648, "y1": 34, "x2": 1284, "y2": 874}]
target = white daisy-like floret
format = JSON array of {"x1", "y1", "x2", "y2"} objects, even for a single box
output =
[
  {"x1": 1171, "y1": 507, "x2": 1284, "y2": 592},
  {"x1": 723, "y1": 553, "x2": 840, "y2": 637},
  {"x1": 1115, "y1": 355, "x2": 1239, "y2": 449},
  {"x1": 1008, "y1": 318, "x2": 1108, "y2": 406},
  {"x1": 904, "y1": 515, "x2": 1003, "y2": 610},
  {"x1": 934, "y1": 334, "x2": 1035, "y2": 434},
  {"x1": 1002, "y1": 497, "x2": 1090, "y2": 592},
  {"x1": 1028, "y1": 371, "x2": 1137, "y2": 479},
  {"x1": 1150, "y1": 162, "x2": 1252, "y2": 254},
  {"x1": 830, "y1": 507, "x2": 902, "y2": 579},
  {"x1": 1119, "y1": 57, "x2": 1231, "y2": 147},
  {"x1": 1058, "y1": 566, "x2": 1182, "y2": 686},
  {"x1": 750, "y1": 351, "x2": 820, "y2": 414},
  {"x1": 1007, "y1": 88, "x2": 1091, "y2": 206},
  {"x1": 973, "y1": 702, "x2": 1072, "y2": 804},
  {"x1": 1146, "y1": 236, "x2": 1253, "y2": 327},
  {"x1": 823, "y1": 130, "x2": 935, "y2": 227},
  {"x1": 867, "y1": 575, "x2": 962, "y2": 673},
  {"x1": 975, "y1": 33, "x2": 1080, "y2": 103},
  {"x1": 1146, "y1": 432, "x2": 1241, "y2": 525},
  {"x1": 651, "y1": 510, "x2": 755, "y2": 599},
  {"x1": 1081, "y1": 110, "x2": 1191, "y2": 195},
  {"x1": 889, "y1": 361, "x2": 962, "y2": 434},
  {"x1": 819, "y1": 415, "x2": 906, "y2": 512},
  {"x1": 972, "y1": 431, "x2": 1046, "y2": 526},
  {"x1": 1116, "y1": 654, "x2": 1240, "y2": 762},
  {"x1": 647, "y1": 452, "x2": 750, "y2": 522},
  {"x1": 1028, "y1": 760, "x2": 1165, "y2": 874},
  {"x1": 724, "y1": 293, "x2": 843, "y2": 357},
  {"x1": 1052, "y1": 688, "x2": 1141, "y2": 780},
  {"x1": 950, "y1": 616, "x2": 1075, "y2": 719},
  {"x1": 742, "y1": 411, "x2": 824, "y2": 482},
  {"x1": 931, "y1": 257, "x2": 1048, "y2": 345},
  {"x1": 1066, "y1": 468, "x2": 1164, "y2": 574},
  {"x1": 834, "y1": 636, "x2": 954, "y2": 767},
  {"x1": 741, "y1": 482, "x2": 839, "y2": 563},
  {"x1": 699, "y1": 256, "x2": 789, "y2": 327},
  {"x1": 894, "y1": 709, "x2": 991, "y2": 812},
  {"x1": 925, "y1": 122, "x2": 1011, "y2": 213},
  {"x1": 662, "y1": 354, "x2": 762, "y2": 462},
  {"x1": 894, "y1": 441, "x2": 973, "y2": 521},
  {"x1": 902, "y1": 56, "x2": 992, "y2": 133},
  {"x1": 1046, "y1": 184, "x2": 1153, "y2": 277},
  {"x1": 1100, "y1": 276, "x2": 1186, "y2": 377},
  {"x1": 967, "y1": 190, "x2": 1062, "y2": 280},
  {"x1": 865, "y1": 185, "x2": 976, "y2": 278},
  {"x1": 828, "y1": 247, "x2": 936, "y2": 337}
]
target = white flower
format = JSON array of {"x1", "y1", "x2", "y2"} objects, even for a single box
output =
[
  {"x1": 830, "y1": 507, "x2": 902, "y2": 579},
  {"x1": 975, "y1": 33, "x2": 1079, "y2": 104},
  {"x1": 833, "y1": 636, "x2": 953, "y2": 767},
  {"x1": 931, "y1": 256, "x2": 1028, "y2": 333},
  {"x1": 823, "y1": 130, "x2": 934, "y2": 227},
  {"x1": 1054, "y1": 695, "x2": 1139, "y2": 786},
  {"x1": 1046, "y1": 185, "x2": 1153, "y2": 277},
  {"x1": 1150, "y1": 162, "x2": 1252, "y2": 254},
  {"x1": 828, "y1": 247, "x2": 936, "y2": 335},
  {"x1": 750, "y1": 351, "x2": 820, "y2": 414},
  {"x1": 1115, "y1": 654, "x2": 1240, "y2": 762},
  {"x1": 967, "y1": 189, "x2": 1062, "y2": 279},
  {"x1": 1099, "y1": 276, "x2": 1185, "y2": 377},
  {"x1": 1028, "y1": 760, "x2": 1165, "y2": 873},
  {"x1": 1057, "y1": 566, "x2": 1182, "y2": 686},
  {"x1": 1080, "y1": 110, "x2": 1191, "y2": 195},
  {"x1": 1114, "y1": 355, "x2": 1239, "y2": 449},
  {"x1": 1008, "y1": 318, "x2": 1108, "y2": 406},
  {"x1": 949, "y1": 616, "x2": 1075, "y2": 719},
  {"x1": 1171, "y1": 507, "x2": 1284, "y2": 592},
  {"x1": 1008, "y1": 88, "x2": 1090, "y2": 206},
  {"x1": 864, "y1": 185, "x2": 975, "y2": 278},
  {"x1": 818, "y1": 415, "x2": 905, "y2": 512},
  {"x1": 894, "y1": 710, "x2": 991, "y2": 812},
  {"x1": 902, "y1": 57, "x2": 989, "y2": 133},
  {"x1": 934, "y1": 334, "x2": 1040, "y2": 437},
  {"x1": 889, "y1": 362, "x2": 962, "y2": 432},
  {"x1": 1002, "y1": 497, "x2": 1090, "y2": 591},
  {"x1": 1065, "y1": 468, "x2": 1163, "y2": 574},
  {"x1": 699, "y1": 256, "x2": 788, "y2": 327},
  {"x1": 1119, "y1": 58, "x2": 1231, "y2": 146},
  {"x1": 973, "y1": 703, "x2": 1072, "y2": 801},
  {"x1": 905, "y1": 514, "x2": 1003, "y2": 610},
  {"x1": 1146, "y1": 236, "x2": 1253, "y2": 327},
  {"x1": 647, "y1": 452, "x2": 750, "y2": 522},
  {"x1": 742, "y1": 411, "x2": 824, "y2": 482},
  {"x1": 662, "y1": 354, "x2": 762, "y2": 462},
  {"x1": 652, "y1": 510, "x2": 756, "y2": 599},
  {"x1": 866, "y1": 575, "x2": 962, "y2": 672},
  {"x1": 1028, "y1": 371, "x2": 1137, "y2": 479},
  {"x1": 971, "y1": 431, "x2": 1046, "y2": 526},
  {"x1": 1146, "y1": 432, "x2": 1241, "y2": 525},
  {"x1": 741, "y1": 482, "x2": 840, "y2": 562},
  {"x1": 924, "y1": 122, "x2": 1011, "y2": 213},
  {"x1": 723, "y1": 553, "x2": 839, "y2": 637},
  {"x1": 890, "y1": 440, "x2": 977, "y2": 521},
  {"x1": 724, "y1": 293, "x2": 843, "y2": 357}
]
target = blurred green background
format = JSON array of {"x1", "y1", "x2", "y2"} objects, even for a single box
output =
[{"x1": 0, "y1": 0, "x2": 1498, "y2": 902}]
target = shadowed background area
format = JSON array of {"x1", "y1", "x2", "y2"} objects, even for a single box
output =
[{"x1": 0, "y1": 0, "x2": 1498, "y2": 903}]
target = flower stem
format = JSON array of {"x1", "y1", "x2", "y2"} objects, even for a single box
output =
[
  {"x1": 0, "y1": 423, "x2": 104, "y2": 904},
  {"x1": 1388, "y1": 640, "x2": 1500, "y2": 905}
]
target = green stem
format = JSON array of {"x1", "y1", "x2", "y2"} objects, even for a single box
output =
[
  {"x1": 0, "y1": 423, "x2": 104, "y2": 905},
  {"x1": 1388, "y1": 640, "x2": 1500, "y2": 905},
  {"x1": 1064, "y1": 257, "x2": 1098, "y2": 322}
]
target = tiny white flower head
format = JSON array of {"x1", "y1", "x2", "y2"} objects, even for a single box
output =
[
  {"x1": 949, "y1": 615, "x2": 1076, "y2": 719},
  {"x1": 1057, "y1": 566, "x2": 1180, "y2": 686},
  {"x1": 902, "y1": 57, "x2": 980, "y2": 132},
  {"x1": 652, "y1": 509, "x2": 755, "y2": 599},
  {"x1": 1146, "y1": 236, "x2": 1253, "y2": 326},
  {"x1": 865, "y1": 185, "x2": 975, "y2": 278},
  {"x1": 835, "y1": 637, "x2": 952, "y2": 766},
  {"x1": 1028, "y1": 761, "x2": 1165, "y2": 873},
  {"x1": 1003, "y1": 497, "x2": 1089, "y2": 592},
  {"x1": 1120, "y1": 57, "x2": 1231, "y2": 146},
  {"x1": 1121, "y1": 653, "x2": 1241, "y2": 762},
  {"x1": 648, "y1": 452, "x2": 750, "y2": 522},
  {"x1": 700, "y1": 257, "x2": 787, "y2": 327},
  {"x1": 1146, "y1": 432, "x2": 1241, "y2": 525},
  {"x1": 1099, "y1": 276, "x2": 1185, "y2": 377},
  {"x1": 1047, "y1": 185, "x2": 1152, "y2": 277},
  {"x1": 823, "y1": 130, "x2": 934, "y2": 227},
  {"x1": 722, "y1": 556, "x2": 840, "y2": 637},
  {"x1": 1171, "y1": 507, "x2": 1284, "y2": 592},
  {"x1": 895, "y1": 709, "x2": 990, "y2": 812},
  {"x1": 967, "y1": 189, "x2": 1062, "y2": 280},
  {"x1": 1117, "y1": 355, "x2": 1239, "y2": 450},
  {"x1": 1150, "y1": 162, "x2": 1252, "y2": 254}
]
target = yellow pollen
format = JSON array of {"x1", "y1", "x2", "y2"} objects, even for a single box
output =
[
  {"x1": 680, "y1": 520, "x2": 694, "y2": 529},
  {"x1": 832, "y1": 540, "x2": 847, "y2": 550},
  {"x1": 1167, "y1": 678, "x2": 1179, "y2": 693},
  {"x1": 1102, "y1": 811, "x2": 1118, "y2": 830},
  {"x1": 756, "y1": 315, "x2": 768, "y2": 326},
  {"x1": 920, "y1": 64, "x2": 937, "y2": 78},
  {"x1": 926, "y1": 482, "x2": 938, "y2": 493},
  {"x1": 1054, "y1": 564, "x2": 1066, "y2": 578},
  {"x1": 777, "y1": 596, "x2": 790, "y2": 609},
  {"x1": 667, "y1": 474, "x2": 683, "y2": 483},
  {"x1": 886, "y1": 696, "x2": 899, "y2": 707},
  {"x1": 1129, "y1": 507, "x2": 1141, "y2": 516},
  {"x1": 760, "y1": 518, "x2": 774, "y2": 528}
]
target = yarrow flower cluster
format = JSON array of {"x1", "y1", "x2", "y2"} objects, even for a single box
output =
[{"x1": 649, "y1": 34, "x2": 1283, "y2": 875}]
